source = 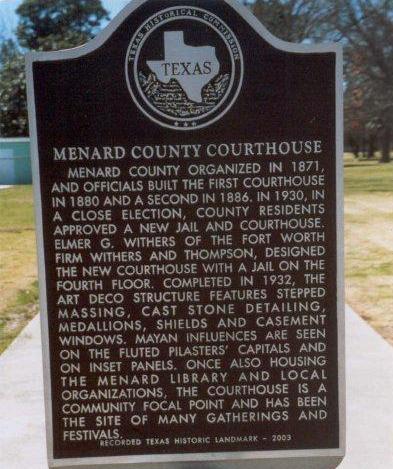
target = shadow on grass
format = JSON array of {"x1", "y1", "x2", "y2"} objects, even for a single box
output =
[{"x1": 344, "y1": 163, "x2": 381, "y2": 168}]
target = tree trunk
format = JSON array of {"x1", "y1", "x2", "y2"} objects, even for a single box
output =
[
  {"x1": 381, "y1": 125, "x2": 391, "y2": 163},
  {"x1": 362, "y1": 135, "x2": 367, "y2": 159},
  {"x1": 368, "y1": 136, "x2": 376, "y2": 159}
]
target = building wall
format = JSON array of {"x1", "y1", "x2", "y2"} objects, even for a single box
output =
[{"x1": 0, "y1": 138, "x2": 32, "y2": 185}]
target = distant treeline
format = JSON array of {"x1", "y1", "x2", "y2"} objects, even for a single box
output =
[{"x1": 0, "y1": 0, "x2": 392, "y2": 162}]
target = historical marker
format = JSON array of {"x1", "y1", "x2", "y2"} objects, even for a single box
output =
[{"x1": 27, "y1": 1, "x2": 345, "y2": 468}]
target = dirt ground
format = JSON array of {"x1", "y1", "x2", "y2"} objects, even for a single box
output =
[
  {"x1": 345, "y1": 193, "x2": 393, "y2": 345},
  {"x1": 344, "y1": 156, "x2": 393, "y2": 346}
]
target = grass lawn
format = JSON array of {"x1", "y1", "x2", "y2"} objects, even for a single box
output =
[
  {"x1": 344, "y1": 154, "x2": 393, "y2": 345},
  {"x1": 0, "y1": 186, "x2": 38, "y2": 353},
  {"x1": 0, "y1": 158, "x2": 392, "y2": 353}
]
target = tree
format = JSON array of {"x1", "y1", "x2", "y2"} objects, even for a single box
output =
[
  {"x1": 252, "y1": 1, "x2": 392, "y2": 162},
  {"x1": 0, "y1": 0, "x2": 109, "y2": 136},
  {"x1": 0, "y1": 39, "x2": 27, "y2": 137},
  {"x1": 330, "y1": 0, "x2": 393, "y2": 162},
  {"x1": 16, "y1": 0, "x2": 109, "y2": 51},
  {"x1": 252, "y1": 0, "x2": 333, "y2": 42},
  {"x1": 344, "y1": 46, "x2": 384, "y2": 159}
]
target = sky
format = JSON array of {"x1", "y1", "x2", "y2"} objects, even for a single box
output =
[{"x1": 0, "y1": 0, "x2": 130, "y2": 40}]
